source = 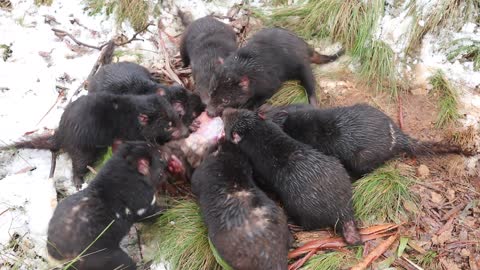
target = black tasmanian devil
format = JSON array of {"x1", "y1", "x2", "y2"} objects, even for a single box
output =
[
  {"x1": 222, "y1": 108, "x2": 361, "y2": 245},
  {"x1": 207, "y1": 27, "x2": 344, "y2": 116},
  {"x1": 2, "y1": 93, "x2": 188, "y2": 189},
  {"x1": 263, "y1": 103, "x2": 474, "y2": 180},
  {"x1": 87, "y1": 61, "x2": 205, "y2": 129},
  {"x1": 191, "y1": 141, "x2": 290, "y2": 270},
  {"x1": 47, "y1": 141, "x2": 167, "y2": 270},
  {"x1": 179, "y1": 15, "x2": 238, "y2": 105}
]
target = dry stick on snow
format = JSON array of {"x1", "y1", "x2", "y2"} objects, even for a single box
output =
[
  {"x1": 35, "y1": 90, "x2": 66, "y2": 126},
  {"x1": 350, "y1": 234, "x2": 399, "y2": 270},
  {"x1": 51, "y1": 28, "x2": 102, "y2": 50}
]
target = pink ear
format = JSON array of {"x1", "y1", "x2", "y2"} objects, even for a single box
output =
[
  {"x1": 137, "y1": 158, "x2": 150, "y2": 176},
  {"x1": 173, "y1": 102, "x2": 186, "y2": 117},
  {"x1": 216, "y1": 57, "x2": 224, "y2": 65},
  {"x1": 257, "y1": 111, "x2": 266, "y2": 120},
  {"x1": 232, "y1": 132, "x2": 242, "y2": 144},
  {"x1": 138, "y1": 114, "x2": 149, "y2": 126},
  {"x1": 239, "y1": 76, "x2": 249, "y2": 91},
  {"x1": 156, "y1": 88, "x2": 166, "y2": 96}
]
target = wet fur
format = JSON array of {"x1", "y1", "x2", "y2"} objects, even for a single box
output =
[
  {"x1": 47, "y1": 142, "x2": 167, "y2": 270},
  {"x1": 5, "y1": 93, "x2": 186, "y2": 188},
  {"x1": 179, "y1": 16, "x2": 238, "y2": 104},
  {"x1": 207, "y1": 27, "x2": 342, "y2": 115},
  {"x1": 265, "y1": 103, "x2": 469, "y2": 179},
  {"x1": 191, "y1": 141, "x2": 290, "y2": 270},
  {"x1": 222, "y1": 109, "x2": 361, "y2": 245},
  {"x1": 87, "y1": 61, "x2": 205, "y2": 128}
]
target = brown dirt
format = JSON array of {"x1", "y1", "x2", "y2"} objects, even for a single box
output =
[{"x1": 310, "y1": 71, "x2": 480, "y2": 270}]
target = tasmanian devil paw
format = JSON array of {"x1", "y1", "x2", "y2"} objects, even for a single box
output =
[{"x1": 342, "y1": 220, "x2": 362, "y2": 246}]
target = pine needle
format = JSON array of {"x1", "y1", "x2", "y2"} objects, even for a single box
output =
[{"x1": 429, "y1": 70, "x2": 460, "y2": 128}]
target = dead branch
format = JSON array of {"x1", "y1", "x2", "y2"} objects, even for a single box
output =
[
  {"x1": 51, "y1": 28, "x2": 101, "y2": 50},
  {"x1": 36, "y1": 90, "x2": 66, "y2": 126},
  {"x1": 105, "y1": 22, "x2": 154, "y2": 49},
  {"x1": 350, "y1": 234, "x2": 399, "y2": 270},
  {"x1": 398, "y1": 94, "x2": 404, "y2": 130},
  {"x1": 157, "y1": 24, "x2": 183, "y2": 86}
]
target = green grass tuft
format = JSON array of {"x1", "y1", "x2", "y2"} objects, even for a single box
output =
[
  {"x1": 358, "y1": 40, "x2": 397, "y2": 94},
  {"x1": 429, "y1": 70, "x2": 459, "y2": 128},
  {"x1": 143, "y1": 200, "x2": 223, "y2": 270},
  {"x1": 34, "y1": 0, "x2": 53, "y2": 6},
  {"x1": 447, "y1": 38, "x2": 480, "y2": 71},
  {"x1": 300, "y1": 251, "x2": 347, "y2": 270},
  {"x1": 415, "y1": 250, "x2": 439, "y2": 269},
  {"x1": 353, "y1": 164, "x2": 418, "y2": 225},
  {"x1": 269, "y1": 0, "x2": 398, "y2": 94},
  {"x1": 267, "y1": 81, "x2": 308, "y2": 106},
  {"x1": 269, "y1": 0, "x2": 290, "y2": 6},
  {"x1": 115, "y1": 0, "x2": 149, "y2": 32},
  {"x1": 406, "y1": 0, "x2": 478, "y2": 54}
]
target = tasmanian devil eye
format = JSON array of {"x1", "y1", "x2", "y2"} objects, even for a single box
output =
[
  {"x1": 166, "y1": 121, "x2": 173, "y2": 131},
  {"x1": 222, "y1": 98, "x2": 228, "y2": 105}
]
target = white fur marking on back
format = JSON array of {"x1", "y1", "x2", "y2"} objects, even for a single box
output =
[
  {"x1": 150, "y1": 196, "x2": 156, "y2": 206},
  {"x1": 81, "y1": 197, "x2": 89, "y2": 202},
  {"x1": 389, "y1": 123, "x2": 396, "y2": 151},
  {"x1": 125, "y1": 208, "x2": 131, "y2": 215},
  {"x1": 137, "y1": 208, "x2": 146, "y2": 216},
  {"x1": 116, "y1": 213, "x2": 121, "y2": 219}
]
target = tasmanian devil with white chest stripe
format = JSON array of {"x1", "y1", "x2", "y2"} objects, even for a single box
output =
[
  {"x1": 263, "y1": 103, "x2": 474, "y2": 180},
  {"x1": 46, "y1": 141, "x2": 167, "y2": 270},
  {"x1": 222, "y1": 108, "x2": 362, "y2": 245},
  {"x1": 191, "y1": 141, "x2": 290, "y2": 270}
]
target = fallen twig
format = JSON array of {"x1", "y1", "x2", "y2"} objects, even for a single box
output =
[
  {"x1": 36, "y1": 90, "x2": 66, "y2": 126},
  {"x1": 441, "y1": 201, "x2": 467, "y2": 221},
  {"x1": 288, "y1": 224, "x2": 399, "y2": 260},
  {"x1": 350, "y1": 234, "x2": 399, "y2": 270},
  {"x1": 107, "y1": 22, "x2": 154, "y2": 49},
  {"x1": 52, "y1": 28, "x2": 101, "y2": 50},
  {"x1": 288, "y1": 248, "x2": 316, "y2": 270},
  {"x1": 135, "y1": 226, "x2": 144, "y2": 261},
  {"x1": 14, "y1": 166, "x2": 36, "y2": 174},
  {"x1": 86, "y1": 165, "x2": 97, "y2": 175}
]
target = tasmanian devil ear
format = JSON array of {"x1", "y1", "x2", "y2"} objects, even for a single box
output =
[
  {"x1": 216, "y1": 57, "x2": 224, "y2": 65},
  {"x1": 138, "y1": 114, "x2": 149, "y2": 126},
  {"x1": 257, "y1": 110, "x2": 266, "y2": 120},
  {"x1": 172, "y1": 102, "x2": 186, "y2": 117},
  {"x1": 232, "y1": 132, "x2": 242, "y2": 144},
  {"x1": 137, "y1": 158, "x2": 150, "y2": 176},
  {"x1": 156, "y1": 87, "x2": 167, "y2": 96},
  {"x1": 239, "y1": 76, "x2": 249, "y2": 91},
  {"x1": 273, "y1": 110, "x2": 289, "y2": 125}
]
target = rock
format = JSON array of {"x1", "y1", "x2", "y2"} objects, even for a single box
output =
[
  {"x1": 411, "y1": 87, "x2": 428, "y2": 96},
  {"x1": 461, "y1": 249, "x2": 470, "y2": 257},
  {"x1": 417, "y1": 164, "x2": 430, "y2": 178},
  {"x1": 426, "y1": 83, "x2": 434, "y2": 90},
  {"x1": 430, "y1": 191, "x2": 443, "y2": 204}
]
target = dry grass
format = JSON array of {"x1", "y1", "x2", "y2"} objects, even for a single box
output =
[{"x1": 34, "y1": 0, "x2": 53, "y2": 6}]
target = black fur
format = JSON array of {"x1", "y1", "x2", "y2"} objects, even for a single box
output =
[
  {"x1": 207, "y1": 27, "x2": 342, "y2": 116},
  {"x1": 87, "y1": 61, "x2": 205, "y2": 128},
  {"x1": 191, "y1": 141, "x2": 290, "y2": 270},
  {"x1": 179, "y1": 15, "x2": 237, "y2": 104},
  {"x1": 87, "y1": 62, "x2": 162, "y2": 95},
  {"x1": 222, "y1": 108, "x2": 361, "y2": 245},
  {"x1": 47, "y1": 141, "x2": 167, "y2": 270},
  {"x1": 264, "y1": 103, "x2": 469, "y2": 179},
  {"x1": 5, "y1": 93, "x2": 187, "y2": 189}
]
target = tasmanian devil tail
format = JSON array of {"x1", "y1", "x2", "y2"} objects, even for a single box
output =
[
  {"x1": 401, "y1": 138, "x2": 475, "y2": 157},
  {"x1": 1, "y1": 132, "x2": 58, "y2": 151},
  {"x1": 310, "y1": 48, "x2": 345, "y2": 64}
]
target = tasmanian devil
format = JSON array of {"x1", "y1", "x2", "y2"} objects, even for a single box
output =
[
  {"x1": 3, "y1": 93, "x2": 188, "y2": 189},
  {"x1": 179, "y1": 15, "x2": 238, "y2": 105},
  {"x1": 206, "y1": 27, "x2": 344, "y2": 116},
  {"x1": 191, "y1": 141, "x2": 290, "y2": 270},
  {"x1": 263, "y1": 103, "x2": 473, "y2": 180},
  {"x1": 222, "y1": 108, "x2": 361, "y2": 245},
  {"x1": 46, "y1": 141, "x2": 167, "y2": 270},
  {"x1": 87, "y1": 61, "x2": 205, "y2": 129}
]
